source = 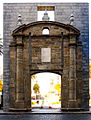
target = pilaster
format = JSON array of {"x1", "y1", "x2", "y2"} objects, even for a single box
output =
[
  {"x1": 15, "y1": 37, "x2": 24, "y2": 109},
  {"x1": 68, "y1": 36, "x2": 78, "y2": 108}
]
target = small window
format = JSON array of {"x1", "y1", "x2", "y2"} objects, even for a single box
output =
[{"x1": 42, "y1": 28, "x2": 49, "y2": 35}]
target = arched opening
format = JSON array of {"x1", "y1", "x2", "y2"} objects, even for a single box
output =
[
  {"x1": 42, "y1": 28, "x2": 49, "y2": 35},
  {"x1": 31, "y1": 72, "x2": 61, "y2": 109}
]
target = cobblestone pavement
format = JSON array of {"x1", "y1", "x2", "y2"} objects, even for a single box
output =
[{"x1": 0, "y1": 114, "x2": 91, "y2": 120}]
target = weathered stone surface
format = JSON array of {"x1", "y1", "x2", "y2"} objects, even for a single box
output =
[
  {"x1": 8, "y1": 21, "x2": 81, "y2": 111},
  {"x1": 3, "y1": 3, "x2": 89, "y2": 111}
]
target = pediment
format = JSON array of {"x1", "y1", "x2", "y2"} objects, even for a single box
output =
[{"x1": 12, "y1": 21, "x2": 80, "y2": 37}]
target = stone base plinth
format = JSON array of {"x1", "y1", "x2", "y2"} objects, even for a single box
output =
[
  {"x1": 61, "y1": 108, "x2": 84, "y2": 111},
  {"x1": 9, "y1": 108, "x2": 32, "y2": 111}
]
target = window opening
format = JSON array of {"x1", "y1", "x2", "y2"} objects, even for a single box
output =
[{"x1": 42, "y1": 28, "x2": 49, "y2": 35}]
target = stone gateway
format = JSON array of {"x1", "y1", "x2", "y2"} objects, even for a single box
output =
[{"x1": 3, "y1": 3, "x2": 89, "y2": 111}]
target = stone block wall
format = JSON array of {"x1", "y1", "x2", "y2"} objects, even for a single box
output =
[{"x1": 3, "y1": 3, "x2": 89, "y2": 111}]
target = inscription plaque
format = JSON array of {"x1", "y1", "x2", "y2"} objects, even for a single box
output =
[{"x1": 41, "y1": 48, "x2": 51, "y2": 62}]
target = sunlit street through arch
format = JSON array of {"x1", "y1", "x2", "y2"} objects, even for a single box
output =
[{"x1": 31, "y1": 72, "x2": 61, "y2": 109}]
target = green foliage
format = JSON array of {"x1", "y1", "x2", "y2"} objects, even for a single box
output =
[{"x1": 33, "y1": 83, "x2": 40, "y2": 93}]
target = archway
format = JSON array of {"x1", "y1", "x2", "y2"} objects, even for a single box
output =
[
  {"x1": 9, "y1": 21, "x2": 83, "y2": 111},
  {"x1": 31, "y1": 72, "x2": 61, "y2": 109}
]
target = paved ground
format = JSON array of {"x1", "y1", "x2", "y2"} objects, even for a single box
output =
[
  {"x1": 0, "y1": 114, "x2": 91, "y2": 120},
  {"x1": 32, "y1": 108, "x2": 61, "y2": 113},
  {"x1": 0, "y1": 108, "x2": 91, "y2": 120},
  {"x1": 0, "y1": 108, "x2": 91, "y2": 114}
]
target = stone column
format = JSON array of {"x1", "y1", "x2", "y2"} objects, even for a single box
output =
[
  {"x1": 15, "y1": 37, "x2": 24, "y2": 108},
  {"x1": 68, "y1": 43, "x2": 77, "y2": 108}
]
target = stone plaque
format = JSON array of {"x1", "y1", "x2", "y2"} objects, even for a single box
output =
[{"x1": 41, "y1": 48, "x2": 51, "y2": 62}]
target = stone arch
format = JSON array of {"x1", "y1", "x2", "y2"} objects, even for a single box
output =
[
  {"x1": 9, "y1": 21, "x2": 82, "y2": 111},
  {"x1": 30, "y1": 70, "x2": 63, "y2": 76}
]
